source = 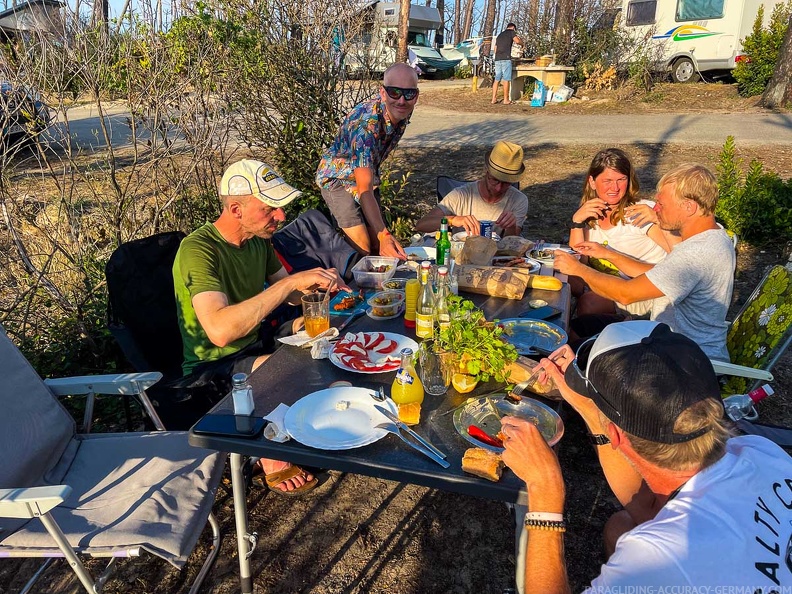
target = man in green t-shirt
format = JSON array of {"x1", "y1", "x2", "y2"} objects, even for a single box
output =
[{"x1": 173, "y1": 159, "x2": 347, "y2": 494}]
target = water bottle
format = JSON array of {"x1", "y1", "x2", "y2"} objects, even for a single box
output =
[
  {"x1": 723, "y1": 384, "x2": 773, "y2": 421},
  {"x1": 231, "y1": 372, "x2": 255, "y2": 416}
]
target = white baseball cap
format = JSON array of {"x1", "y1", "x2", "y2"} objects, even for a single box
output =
[{"x1": 220, "y1": 159, "x2": 301, "y2": 208}]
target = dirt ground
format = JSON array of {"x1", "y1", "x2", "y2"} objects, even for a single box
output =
[{"x1": 2, "y1": 81, "x2": 791, "y2": 594}]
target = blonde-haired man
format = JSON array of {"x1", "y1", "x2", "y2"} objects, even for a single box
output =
[
  {"x1": 502, "y1": 321, "x2": 792, "y2": 591},
  {"x1": 555, "y1": 163, "x2": 735, "y2": 360}
]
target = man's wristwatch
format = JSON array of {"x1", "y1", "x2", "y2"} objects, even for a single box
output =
[
  {"x1": 588, "y1": 433, "x2": 610, "y2": 446},
  {"x1": 570, "y1": 220, "x2": 588, "y2": 229}
]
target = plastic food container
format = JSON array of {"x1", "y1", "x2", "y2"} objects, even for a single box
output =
[
  {"x1": 382, "y1": 278, "x2": 409, "y2": 292},
  {"x1": 351, "y1": 256, "x2": 399, "y2": 289},
  {"x1": 367, "y1": 290, "x2": 405, "y2": 318}
]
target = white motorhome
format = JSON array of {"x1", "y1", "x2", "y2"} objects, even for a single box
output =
[
  {"x1": 344, "y1": 1, "x2": 460, "y2": 76},
  {"x1": 619, "y1": 0, "x2": 774, "y2": 82}
]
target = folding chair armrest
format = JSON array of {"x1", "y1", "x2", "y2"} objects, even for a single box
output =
[
  {"x1": 44, "y1": 372, "x2": 163, "y2": 396},
  {"x1": 0, "y1": 485, "x2": 71, "y2": 518},
  {"x1": 709, "y1": 360, "x2": 774, "y2": 382}
]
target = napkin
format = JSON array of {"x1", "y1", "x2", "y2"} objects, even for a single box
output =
[
  {"x1": 310, "y1": 338, "x2": 333, "y2": 359},
  {"x1": 263, "y1": 403, "x2": 291, "y2": 442},
  {"x1": 278, "y1": 327, "x2": 339, "y2": 348}
]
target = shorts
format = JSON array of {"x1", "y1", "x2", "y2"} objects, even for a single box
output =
[
  {"x1": 494, "y1": 60, "x2": 513, "y2": 82},
  {"x1": 320, "y1": 181, "x2": 381, "y2": 229},
  {"x1": 189, "y1": 303, "x2": 300, "y2": 384}
]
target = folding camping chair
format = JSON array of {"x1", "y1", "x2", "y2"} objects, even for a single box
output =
[{"x1": 0, "y1": 325, "x2": 223, "y2": 593}]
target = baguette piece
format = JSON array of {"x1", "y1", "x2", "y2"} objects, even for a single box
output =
[
  {"x1": 462, "y1": 447, "x2": 504, "y2": 482},
  {"x1": 525, "y1": 274, "x2": 563, "y2": 291}
]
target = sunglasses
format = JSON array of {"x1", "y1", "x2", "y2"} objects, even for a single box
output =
[{"x1": 383, "y1": 86, "x2": 419, "y2": 101}]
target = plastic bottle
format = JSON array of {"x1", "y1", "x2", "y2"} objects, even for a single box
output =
[
  {"x1": 231, "y1": 372, "x2": 254, "y2": 416},
  {"x1": 415, "y1": 261, "x2": 435, "y2": 339},
  {"x1": 391, "y1": 348, "x2": 425, "y2": 424},
  {"x1": 434, "y1": 266, "x2": 451, "y2": 333},
  {"x1": 436, "y1": 217, "x2": 451, "y2": 266},
  {"x1": 403, "y1": 278, "x2": 420, "y2": 328},
  {"x1": 723, "y1": 384, "x2": 774, "y2": 421},
  {"x1": 447, "y1": 258, "x2": 459, "y2": 295}
]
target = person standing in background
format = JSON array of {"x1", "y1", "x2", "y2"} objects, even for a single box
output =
[{"x1": 491, "y1": 23, "x2": 521, "y2": 105}]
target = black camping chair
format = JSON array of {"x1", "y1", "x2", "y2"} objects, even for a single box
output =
[{"x1": 106, "y1": 231, "x2": 227, "y2": 429}]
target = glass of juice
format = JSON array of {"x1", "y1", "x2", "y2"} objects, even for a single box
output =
[{"x1": 301, "y1": 292, "x2": 330, "y2": 337}]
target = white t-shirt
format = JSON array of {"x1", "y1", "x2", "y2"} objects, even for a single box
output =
[
  {"x1": 645, "y1": 228, "x2": 735, "y2": 361},
  {"x1": 586, "y1": 200, "x2": 667, "y2": 279},
  {"x1": 437, "y1": 181, "x2": 529, "y2": 236},
  {"x1": 588, "y1": 436, "x2": 792, "y2": 590}
]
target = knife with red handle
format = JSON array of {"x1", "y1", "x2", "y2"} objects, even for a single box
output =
[{"x1": 467, "y1": 425, "x2": 504, "y2": 448}]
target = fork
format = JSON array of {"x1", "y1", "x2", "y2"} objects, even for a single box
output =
[{"x1": 375, "y1": 422, "x2": 450, "y2": 468}]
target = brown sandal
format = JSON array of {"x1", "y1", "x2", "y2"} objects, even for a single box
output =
[{"x1": 262, "y1": 464, "x2": 318, "y2": 496}]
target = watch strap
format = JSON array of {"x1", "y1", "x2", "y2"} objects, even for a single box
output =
[{"x1": 588, "y1": 433, "x2": 610, "y2": 446}]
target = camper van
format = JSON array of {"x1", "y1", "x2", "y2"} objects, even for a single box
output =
[
  {"x1": 619, "y1": 0, "x2": 774, "y2": 82},
  {"x1": 344, "y1": 1, "x2": 460, "y2": 76}
]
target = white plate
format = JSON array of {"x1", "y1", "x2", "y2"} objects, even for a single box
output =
[
  {"x1": 404, "y1": 246, "x2": 436, "y2": 262},
  {"x1": 284, "y1": 387, "x2": 398, "y2": 449},
  {"x1": 329, "y1": 332, "x2": 419, "y2": 374}
]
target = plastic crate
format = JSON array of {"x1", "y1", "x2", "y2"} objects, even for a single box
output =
[{"x1": 351, "y1": 256, "x2": 399, "y2": 289}]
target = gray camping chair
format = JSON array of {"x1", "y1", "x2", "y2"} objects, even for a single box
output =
[{"x1": 0, "y1": 325, "x2": 224, "y2": 594}]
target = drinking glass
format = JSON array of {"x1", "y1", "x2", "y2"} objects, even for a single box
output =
[
  {"x1": 301, "y1": 293, "x2": 330, "y2": 337},
  {"x1": 419, "y1": 341, "x2": 450, "y2": 396}
]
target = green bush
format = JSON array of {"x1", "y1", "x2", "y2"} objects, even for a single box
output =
[
  {"x1": 734, "y1": 2, "x2": 792, "y2": 97},
  {"x1": 716, "y1": 136, "x2": 792, "y2": 243}
]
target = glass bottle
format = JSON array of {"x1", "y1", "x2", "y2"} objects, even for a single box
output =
[
  {"x1": 434, "y1": 266, "x2": 451, "y2": 334},
  {"x1": 415, "y1": 261, "x2": 435, "y2": 339},
  {"x1": 391, "y1": 348, "x2": 425, "y2": 405},
  {"x1": 436, "y1": 217, "x2": 451, "y2": 266},
  {"x1": 447, "y1": 258, "x2": 459, "y2": 295},
  {"x1": 231, "y1": 372, "x2": 254, "y2": 416},
  {"x1": 723, "y1": 384, "x2": 773, "y2": 421}
]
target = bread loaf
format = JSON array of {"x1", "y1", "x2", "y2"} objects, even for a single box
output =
[
  {"x1": 462, "y1": 447, "x2": 504, "y2": 482},
  {"x1": 525, "y1": 274, "x2": 563, "y2": 291}
]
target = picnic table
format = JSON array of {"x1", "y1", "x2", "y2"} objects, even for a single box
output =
[
  {"x1": 509, "y1": 63, "x2": 574, "y2": 102},
  {"x1": 189, "y1": 258, "x2": 571, "y2": 594}
]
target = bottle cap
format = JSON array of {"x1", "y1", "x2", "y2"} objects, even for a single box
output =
[
  {"x1": 437, "y1": 266, "x2": 448, "y2": 275},
  {"x1": 232, "y1": 372, "x2": 247, "y2": 386},
  {"x1": 421, "y1": 260, "x2": 431, "y2": 269},
  {"x1": 749, "y1": 384, "x2": 774, "y2": 403}
]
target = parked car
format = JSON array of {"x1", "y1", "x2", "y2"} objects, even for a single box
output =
[{"x1": 0, "y1": 82, "x2": 51, "y2": 146}]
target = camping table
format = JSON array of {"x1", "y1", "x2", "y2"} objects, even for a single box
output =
[
  {"x1": 509, "y1": 64, "x2": 575, "y2": 102},
  {"x1": 189, "y1": 263, "x2": 571, "y2": 594}
]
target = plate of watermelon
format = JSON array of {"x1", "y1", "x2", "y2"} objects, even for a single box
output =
[{"x1": 329, "y1": 331, "x2": 419, "y2": 374}]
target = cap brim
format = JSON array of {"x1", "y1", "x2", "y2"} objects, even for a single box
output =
[
  {"x1": 253, "y1": 180, "x2": 302, "y2": 208},
  {"x1": 564, "y1": 338, "x2": 595, "y2": 399}
]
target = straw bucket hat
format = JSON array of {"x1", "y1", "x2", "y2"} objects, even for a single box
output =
[{"x1": 486, "y1": 141, "x2": 525, "y2": 183}]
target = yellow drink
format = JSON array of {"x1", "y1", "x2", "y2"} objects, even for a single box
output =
[
  {"x1": 304, "y1": 316, "x2": 330, "y2": 337},
  {"x1": 391, "y1": 348, "x2": 424, "y2": 424}
]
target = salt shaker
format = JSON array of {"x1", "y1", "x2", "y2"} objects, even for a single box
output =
[{"x1": 231, "y1": 372, "x2": 254, "y2": 416}]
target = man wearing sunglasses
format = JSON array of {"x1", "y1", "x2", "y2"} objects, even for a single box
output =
[
  {"x1": 553, "y1": 163, "x2": 735, "y2": 361},
  {"x1": 500, "y1": 321, "x2": 792, "y2": 591},
  {"x1": 316, "y1": 63, "x2": 419, "y2": 260}
]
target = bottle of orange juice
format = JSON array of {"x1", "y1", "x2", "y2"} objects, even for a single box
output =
[{"x1": 391, "y1": 348, "x2": 424, "y2": 425}]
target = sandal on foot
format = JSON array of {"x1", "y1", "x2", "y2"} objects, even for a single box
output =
[{"x1": 261, "y1": 464, "x2": 318, "y2": 496}]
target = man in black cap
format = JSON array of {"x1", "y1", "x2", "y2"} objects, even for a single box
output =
[{"x1": 500, "y1": 320, "x2": 792, "y2": 591}]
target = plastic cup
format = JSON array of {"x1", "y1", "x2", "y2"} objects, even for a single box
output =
[{"x1": 301, "y1": 293, "x2": 330, "y2": 337}]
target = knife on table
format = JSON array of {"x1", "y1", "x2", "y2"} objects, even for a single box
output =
[
  {"x1": 336, "y1": 308, "x2": 365, "y2": 334},
  {"x1": 373, "y1": 404, "x2": 448, "y2": 459}
]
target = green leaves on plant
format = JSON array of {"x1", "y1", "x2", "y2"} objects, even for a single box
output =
[{"x1": 734, "y1": 3, "x2": 792, "y2": 97}]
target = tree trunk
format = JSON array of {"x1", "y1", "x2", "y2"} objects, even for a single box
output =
[
  {"x1": 453, "y1": 0, "x2": 461, "y2": 43},
  {"x1": 481, "y1": 0, "x2": 496, "y2": 56},
  {"x1": 397, "y1": 0, "x2": 410, "y2": 63},
  {"x1": 462, "y1": 0, "x2": 474, "y2": 40},
  {"x1": 91, "y1": 0, "x2": 109, "y2": 36},
  {"x1": 761, "y1": 15, "x2": 792, "y2": 109},
  {"x1": 528, "y1": 0, "x2": 539, "y2": 39},
  {"x1": 436, "y1": 0, "x2": 445, "y2": 46}
]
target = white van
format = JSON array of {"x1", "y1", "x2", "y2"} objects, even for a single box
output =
[
  {"x1": 344, "y1": 1, "x2": 461, "y2": 76},
  {"x1": 619, "y1": 0, "x2": 774, "y2": 82}
]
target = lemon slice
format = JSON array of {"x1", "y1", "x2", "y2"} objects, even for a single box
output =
[
  {"x1": 397, "y1": 402, "x2": 422, "y2": 425},
  {"x1": 452, "y1": 373, "x2": 479, "y2": 394}
]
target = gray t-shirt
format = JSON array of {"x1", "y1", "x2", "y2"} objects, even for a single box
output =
[
  {"x1": 437, "y1": 181, "x2": 529, "y2": 236},
  {"x1": 645, "y1": 228, "x2": 735, "y2": 361}
]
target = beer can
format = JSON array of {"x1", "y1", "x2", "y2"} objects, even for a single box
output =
[{"x1": 480, "y1": 220, "x2": 493, "y2": 239}]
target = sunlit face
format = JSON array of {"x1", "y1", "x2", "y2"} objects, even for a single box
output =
[
  {"x1": 590, "y1": 167, "x2": 629, "y2": 205},
  {"x1": 238, "y1": 198, "x2": 286, "y2": 239},
  {"x1": 380, "y1": 65, "x2": 419, "y2": 124},
  {"x1": 483, "y1": 172, "x2": 512, "y2": 202},
  {"x1": 653, "y1": 182, "x2": 686, "y2": 232}
]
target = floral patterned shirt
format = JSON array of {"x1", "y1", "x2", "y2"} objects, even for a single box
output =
[{"x1": 316, "y1": 96, "x2": 409, "y2": 196}]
